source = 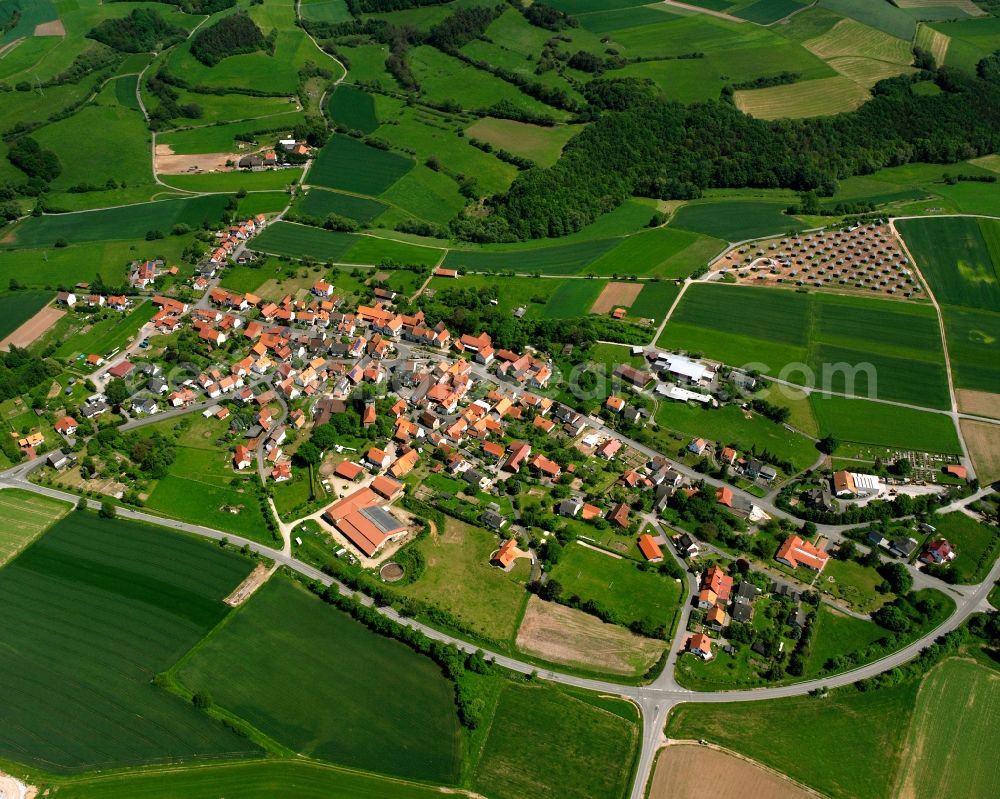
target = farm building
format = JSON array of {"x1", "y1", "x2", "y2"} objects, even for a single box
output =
[
  {"x1": 637, "y1": 534, "x2": 663, "y2": 562},
  {"x1": 832, "y1": 470, "x2": 881, "y2": 498},
  {"x1": 322, "y1": 487, "x2": 408, "y2": 558}
]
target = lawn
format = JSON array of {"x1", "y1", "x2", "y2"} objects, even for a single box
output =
[
  {"x1": 175, "y1": 576, "x2": 462, "y2": 783},
  {"x1": 669, "y1": 200, "x2": 806, "y2": 241},
  {"x1": 297, "y1": 188, "x2": 388, "y2": 223},
  {"x1": 309, "y1": 135, "x2": 414, "y2": 195},
  {"x1": 4, "y1": 196, "x2": 230, "y2": 248},
  {"x1": 551, "y1": 542, "x2": 684, "y2": 629},
  {"x1": 0, "y1": 487, "x2": 69, "y2": 566},
  {"x1": 805, "y1": 603, "x2": 889, "y2": 675},
  {"x1": 0, "y1": 512, "x2": 257, "y2": 772},
  {"x1": 926, "y1": 511, "x2": 1000, "y2": 584},
  {"x1": 52, "y1": 760, "x2": 454, "y2": 799},
  {"x1": 0, "y1": 291, "x2": 51, "y2": 339},
  {"x1": 327, "y1": 84, "x2": 378, "y2": 134},
  {"x1": 54, "y1": 301, "x2": 157, "y2": 361},
  {"x1": 820, "y1": 556, "x2": 890, "y2": 613},
  {"x1": 896, "y1": 658, "x2": 1000, "y2": 799},
  {"x1": 142, "y1": 415, "x2": 276, "y2": 545},
  {"x1": 473, "y1": 680, "x2": 639, "y2": 799},
  {"x1": 666, "y1": 679, "x2": 920, "y2": 799},
  {"x1": 809, "y1": 395, "x2": 962, "y2": 454},
  {"x1": 397, "y1": 516, "x2": 529, "y2": 645}
]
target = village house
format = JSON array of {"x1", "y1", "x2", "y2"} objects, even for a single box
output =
[{"x1": 775, "y1": 535, "x2": 830, "y2": 572}]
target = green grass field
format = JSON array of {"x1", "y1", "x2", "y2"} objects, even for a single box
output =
[
  {"x1": 587, "y1": 227, "x2": 723, "y2": 279},
  {"x1": 809, "y1": 395, "x2": 962, "y2": 454},
  {"x1": 444, "y1": 239, "x2": 618, "y2": 275},
  {"x1": 473, "y1": 681, "x2": 638, "y2": 799},
  {"x1": 142, "y1": 416, "x2": 275, "y2": 545},
  {"x1": 342, "y1": 234, "x2": 443, "y2": 267},
  {"x1": 0, "y1": 488, "x2": 68, "y2": 566},
  {"x1": 896, "y1": 658, "x2": 1000, "y2": 799},
  {"x1": 309, "y1": 135, "x2": 414, "y2": 195},
  {"x1": 158, "y1": 113, "x2": 307, "y2": 155},
  {"x1": 297, "y1": 188, "x2": 388, "y2": 223},
  {"x1": 328, "y1": 84, "x2": 378, "y2": 134},
  {"x1": 464, "y1": 118, "x2": 581, "y2": 168},
  {"x1": 53, "y1": 760, "x2": 455, "y2": 799},
  {"x1": 926, "y1": 511, "x2": 1000, "y2": 584},
  {"x1": 251, "y1": 222, "x2": 357, "y2": 261},
  {"x1": 942, "y1": 305, "x2": 1000, "y2": 394},
  {"x1": 0, "y1": 512, "x2": 257, "y2": 771},
  {"x1": 4, "y1": 196, "x2": 230, "y2": 248},
  {"x1": 159, "y1": 169, "x2": 301, "y2": 193},
  {"x1": 398, "y1": 516, "x2": 528, "y2": 644},
  {"x1": 667, "y1": 678, "x2": 919, "y2": 799},
  {"x1": 176, "y1": 576, "x2": 461, "y2": 783},
  {"x1": 551, "y1": 543, "x2": 683, "y2": 629},
  {"x1": 628, "y1": 281, "x2": 682, "y2": 322},
  {"x1": 734, "y1": 0, "x2": 809, "y2": 25},
  {"x1": 670, "y1": 200, "x2": 806, "y2": 241},
  {"x1": 0, "y1": 291, "x2": 51, "y2": 339},
  {"x1": 538, "y1": 279, "x2": 608, "y2": 319},
  {"x1": 818, "y1": 0, "x2": 917, "y2": 39}
]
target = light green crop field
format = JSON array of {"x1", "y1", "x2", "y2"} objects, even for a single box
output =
[
  {"x1": 537, "y1": 279, "x2": 608, "y2": 319},
  {"x1": 473, "y1": 681, "x2": 639, "y2": 799},
  {"x1": 378, "y1": 164, "x2": 467, "y2": 225},
  {"x1": 251, "y1": 221, "x2": 357, "y2": 261},
  {"x1": 897, "y1": 217, "x2": 1000, "y2": 311},
  {"x1": 0, "y1": 512, "x2": 257, "y2": 772},
  {"x1": 444, "y1": 239, "x2": 618, "y2": 274},
  {"x1": 941, "y1": 305, "x2": 1000, "y2": 394},
  {"x1": 809, "y1": 395, "x2": 962, "y2": 454},
  {"x1": 667, "y1": 679, "x2": 920, "y2": 799},
  {"x1": 586, "y1": 228, "x2": 721, "y2": 279},
  {"x1": 733, "y1": 0, "x2": 809, "y2": 25},
  {"x1": 297, "y1": 188, "x2": 388, "y2": 223},
  {"x1": 397, "y1": 516, "x2": 529, "y2": 644},
  {"x1": 670, "y1": 200, "x2": 806, "y2": 241},
  {"x1": 3, "y1": 196, "x2": 230, "y2": 248},
  {"x1": 342, "y1": 234, "x2": 443, "y2": 267},
  {"x1": 0, "y1": 488, "x2": 68, "y2": 567},
  {"x1": 301, "y1": 0, "x2": 353, "y2": 24},
  {"x1": 0, "y1": 291, "x2": 51, "y2": 339},
  {"x1": 896, "y1": 658, "x2": 1000, "y2": 799},
  {"x1": 551, "y1": 542, "x2": 684, "y2": 628},
  {"x1": 658, "y1": 284, "x2": 952, "y2": 409},
  {"x1": 735, "y1": 75, "x2": 871, "y2": 120},
  {"x1": 176, "y1": 576, "x2": 462, "y2": 783},
  {"x1": 926, "y1": 511, "x2": 1000, "y2": 584},
  {"x1": 141, "y1": 415, "x2": 276, "y2": 546},
  {"x1": 309, "y1": 135, "x2": 414, "y2": 195},
  {"x1": 465, "y1": 118, "x2": 582, "y2": 168},
  {"x1": 52, "y1": 760, "x2": 454, "y2": 799},
  {"x1": 627, "y1": 280, "x2": 682, "y2": 322}
]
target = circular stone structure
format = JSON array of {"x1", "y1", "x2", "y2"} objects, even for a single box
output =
[{"x1": 380, "y1": 562, "x2": 404, "y2": 582}]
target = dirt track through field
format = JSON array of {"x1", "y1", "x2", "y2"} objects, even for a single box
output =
[
  {"x1": 515, "y1": 596, "x2": 664, "y2": 676},
  {"x1": 0, "y1": 305, "x2": 64, "y2": 351},
  {"x1": 650, "y1": 744, "x2": 818, "y2": 799},
  {"x1": 590, "y1": 282, "x2": 644, "y2": 314}
]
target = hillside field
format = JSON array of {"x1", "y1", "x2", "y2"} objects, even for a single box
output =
[{"x1": 0, "y1": 512, "x2": 257, "y2": 772}]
